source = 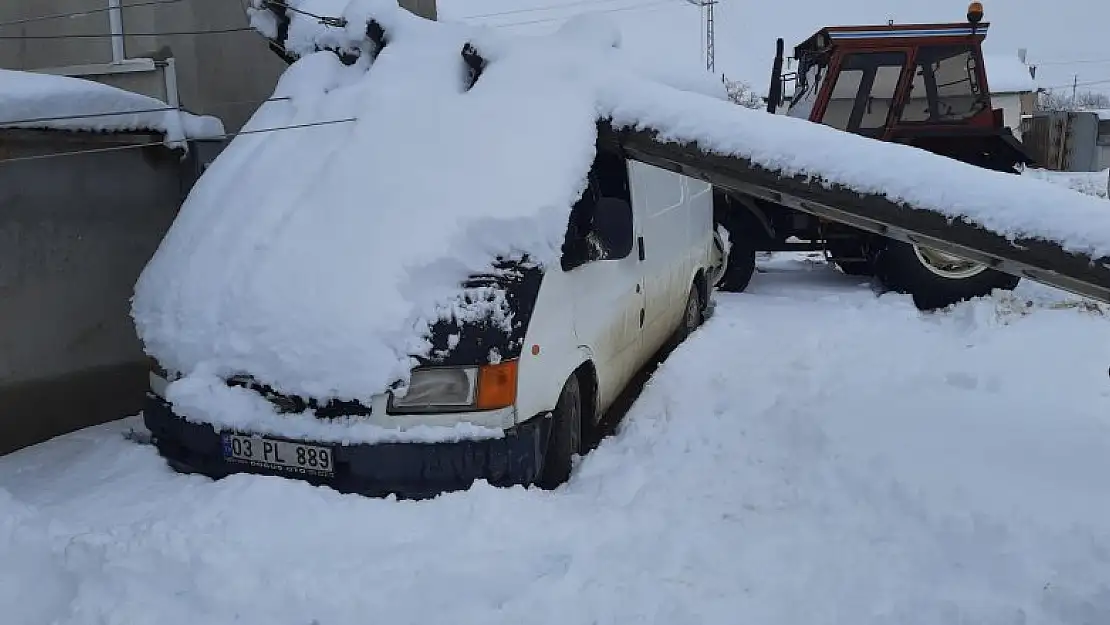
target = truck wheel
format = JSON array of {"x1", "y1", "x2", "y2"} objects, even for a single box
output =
[
  {"x1": 875, "y1": 240, "x2": 1020, "y2": 310},
  {"x1": 536, "y1": 374, "x2": 582, "y2": 490},
  {"x1": 716, "y1": 223, "x2": 756, "y2": 293}
]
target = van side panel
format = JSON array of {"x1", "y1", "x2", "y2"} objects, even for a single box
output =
[
  {"x1": 512, "y1": 268, "x2": 594, "y2": 425},
  {"x1": 629, "y1": 161, "x2": 693, "y2": 355},
  {"x1": 686, "y1": 177, "x2": 715, "y2": 286}
]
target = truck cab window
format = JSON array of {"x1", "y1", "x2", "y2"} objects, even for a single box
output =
[
  {"x1": 787, "y1": 56, "x2": 827, "y2": 121},
  {"x1": 900, "y1": 45, "x2": 988, "y2": 123},
  {"x1": 820, "y1": 51, "x2": 906, "y2": 135}
]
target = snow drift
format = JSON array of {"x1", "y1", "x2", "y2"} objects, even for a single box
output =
[
  {"x1": 7, "y1": 273, "x2": 1110, "y2": 624},
  {"x1": 0, "y1": 69, "x2": 224, "y2": 147},
  {"x1": 134, "y1": 0, "x2": 1110, "y2": 431}
]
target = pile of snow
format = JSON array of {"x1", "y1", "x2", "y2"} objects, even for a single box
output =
[
  {"x1": 983, "y1": 54, "x2": 1038, "y2": 93},
  {"x1": 0, "y1": 69, "x2": 225, "y2": 148},
  {"x1": 8, "y1": 262, "x2": 1110, "y2": 623},
  {"x1": 1025, "y1": 167, "x2": 1110, "y2": 200},
  {"x1": 134, "y1": 0, "x2": 1110, "y2": 430}
]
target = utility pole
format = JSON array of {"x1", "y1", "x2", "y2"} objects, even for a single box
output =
[
  {"x1": 705, "y1": 0, "x2": 715, "y2": 72},
  {"x1": 685, "y1": 0, "x2": 717, "y2": 72},
  {"x1": 1072, "y1": 74, "x2": 1078, "y2": 104}
]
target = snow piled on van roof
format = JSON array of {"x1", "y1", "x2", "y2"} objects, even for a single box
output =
[
  {"x1": 0, "y1": 69, "x2": 224, "y2": 146},
  {"x1": 135, "y1": 0, "x2": 1110, "y2": 412}
]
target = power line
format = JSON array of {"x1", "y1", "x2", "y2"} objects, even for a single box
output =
[
  {"x1": 0, "y1": 0, "x2": 188, "y2": 28},
  {"x1": 489, "y1": 0, "x2": 688, "y2": 28},
  {"x1": 0, "y1": 95, "x2": 294, "y2": 128},
  {"x1": 460, "y1": 0, "x2": 640, "y2": 20},
  {"x1": 1039, "y1": 77, "x2": 1110, "y2": 91},
  {"x1": 1033, "y1": 58, "x2": 1110, "y2": 67},
  {"x1": 261, "y1": 0, "x2": 347, "y2": 27},
  {"x1": 0, "y1": 26, "x2": 254, "y2": 39},
  {"x1": 0, "y1": 116, "x2": 358, "y2": 165}
]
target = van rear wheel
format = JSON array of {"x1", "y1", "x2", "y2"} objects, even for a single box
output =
[
  {"x1": 536, "y1": 374, "x2": 582, "y2": 490},
  {"x1": 665, "y1": 284, "x2": 704, "y2": 353}
]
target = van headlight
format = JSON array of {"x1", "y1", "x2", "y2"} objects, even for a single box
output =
[{"x1": 388, "y1": 361, "x2": 517, "y2": 414}]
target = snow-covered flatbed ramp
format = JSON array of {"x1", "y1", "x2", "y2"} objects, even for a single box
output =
[
  {"x1": 4, "y1": 260, "x2": 1110, "y2": 624},
  {"x1": 604, "y1": 126, "x2": 1110, "y2": 303}
]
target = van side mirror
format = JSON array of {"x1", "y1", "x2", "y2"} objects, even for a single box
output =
[{"x1": 591, "y1": 197, "x2": 633, "y2": 260}]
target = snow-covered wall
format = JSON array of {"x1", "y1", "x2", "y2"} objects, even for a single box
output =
[
  {"x1": 0, "y1": 135, "x2": 217, "y2": 455},
  {"x1": 0, "y1": 69, "x2": 224, "y2": 147}
]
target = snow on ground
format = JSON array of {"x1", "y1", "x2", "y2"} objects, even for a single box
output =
[
  {"x1": 0, "y1": 69, "x2": 225, "y2": 147},
  {"x1": 1026, "y1": 167, "x2": 1110, "y2": 200},
  {"x1": 4, "y1": 256, "x2": 1110, "y2": 624}
]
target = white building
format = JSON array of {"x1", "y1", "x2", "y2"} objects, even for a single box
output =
[{"x1": 982, "y1": 53, "x2": 1038, "y2": 140}]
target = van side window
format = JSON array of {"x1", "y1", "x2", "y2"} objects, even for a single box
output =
[{"x1": 561, "y1": 149, "x2": 634, "y2": 271}]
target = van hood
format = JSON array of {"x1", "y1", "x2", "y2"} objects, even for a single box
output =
[{"x1": 131, "y1": 15, "x2": 603, "y2": 404}]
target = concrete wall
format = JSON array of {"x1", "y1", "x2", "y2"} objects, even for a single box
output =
[
  {"x1": 0, "y1": 130, "x2": 218, "y2": 455},
  {"x1": 0, "y1": 0, "x2": 437, "y2": 132},
  {"x1": 993, "y1": 93, "x2": 1024, "y2": 140}
]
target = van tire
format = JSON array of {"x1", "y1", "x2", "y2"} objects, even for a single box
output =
[
  {"x1": 536, "y1": 373, "x2": 582, "y2": 490},
  {"x1": 666, "y1": 284, "x2": 704, "y2": 352}
]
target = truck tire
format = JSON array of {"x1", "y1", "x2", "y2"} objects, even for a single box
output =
[
  {"x1": 716, "y1": 223, "x2": 757, "y2": 293},
  {"x1": 875, "y1": 240, "x2": 1019, "y2": 310},
  {"x1": 536, "y1": 374, "x2": 582, "y2": 490}
]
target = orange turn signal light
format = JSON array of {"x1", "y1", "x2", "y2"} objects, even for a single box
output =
[{"x1": 476, "y1": 360, "x2": 518, "y2": 410}]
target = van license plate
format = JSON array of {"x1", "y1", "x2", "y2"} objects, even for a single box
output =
[{"x1": 222, "y1": 433, "x2": 334, "y2": 477}]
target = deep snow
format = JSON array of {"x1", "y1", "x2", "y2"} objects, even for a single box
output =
[
  {"x1": 1026, "y1": 167, "x2": 1110, "y2": 200},
  {"x1": 6, "y1": 257, "x2": 1110, "y2": 625},
  {"x1": 0, "y1": 69, "x2": 224, "y2": 147},
  {"x1": 135, "y1": 1, "x2": 1110, "y2": 437}
]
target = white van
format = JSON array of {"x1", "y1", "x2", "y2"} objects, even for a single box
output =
[{"x1": 144, "y1": 145, "x2": 725, "y2": 497}]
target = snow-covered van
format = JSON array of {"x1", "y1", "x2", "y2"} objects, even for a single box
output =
[{"x1": 139, "y1": 135, "x2": 724, "y2": 495}]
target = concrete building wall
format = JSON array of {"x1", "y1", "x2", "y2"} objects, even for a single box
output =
[
  {"x1": 0, "y1": 0, "x2": 437, "y2": 132},
  {"x1": 0, "y1": 131, "x2": 218, "y2": 455},
  {"x1": 993, "y1": 93, "x2": 1024, "y2": 140}
]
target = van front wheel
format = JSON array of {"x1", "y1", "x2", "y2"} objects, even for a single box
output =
[{"x1": 536, "y1": 374, "x2": 583, "y2": 490}]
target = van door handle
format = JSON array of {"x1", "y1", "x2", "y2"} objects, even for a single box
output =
[{"x1": 637, "y1": 236, "x2": 645, "y2": 261}]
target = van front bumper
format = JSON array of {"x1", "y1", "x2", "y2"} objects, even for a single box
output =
[{"x1": 142, "y1": 395, "x2": 551, "y2": 499}]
